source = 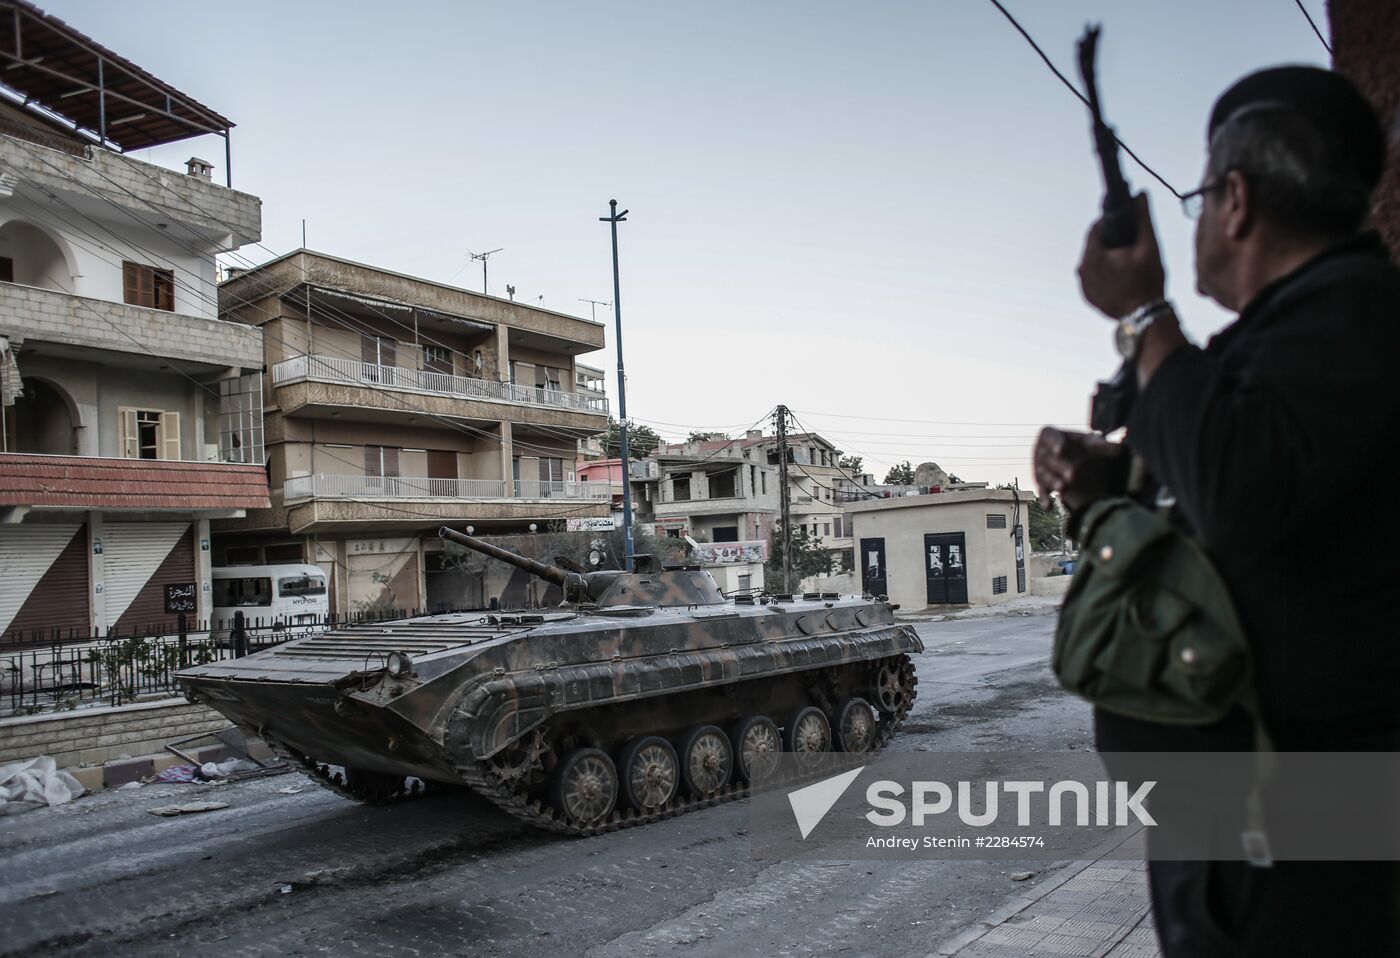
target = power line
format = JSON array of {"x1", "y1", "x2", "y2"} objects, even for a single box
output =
[
  {"x1": 791, "y1": 407, "x2": 1081, "y2": 428},
  {"x1": 983, "y1": 0, "x2": 1183, "y2": 199},
  {"x1": 1292, "y1": 0, "x2": 1332, "y2": 55}
]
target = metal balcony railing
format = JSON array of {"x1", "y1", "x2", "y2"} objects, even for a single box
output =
[
  {"x1": 272, "y1": 355, "x2": 609, "y2": 414},
  {"x1": 283, "y1": 474, "x2": 610, "y2": 502},
  {"x1": 513, "y1": 479, "x2": 612, "y2": 500}
]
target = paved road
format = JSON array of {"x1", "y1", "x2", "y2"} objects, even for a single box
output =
[{"x1": 0, "y1": 614, "x2": 1093, "y2": 958}]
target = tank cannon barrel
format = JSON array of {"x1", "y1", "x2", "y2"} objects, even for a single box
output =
[{"x1": 437, "y1": 526, "x2": 576, "y2": 588}]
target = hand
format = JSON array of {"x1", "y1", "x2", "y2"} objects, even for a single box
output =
[
  {"x1": 1077, "y1": 192, "x2": 1166, "y2": 319},
  {"x1": 1034, "y1": 427, "x2": 1126, "y2": 512}
]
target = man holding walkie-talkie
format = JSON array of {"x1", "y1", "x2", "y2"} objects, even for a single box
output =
[{"x1": 1036, "y1": 66, "x2": 1400, "y2": 956}]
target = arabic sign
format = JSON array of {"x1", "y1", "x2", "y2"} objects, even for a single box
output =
[
  {"x1": 693, "y1": 540, "x2": 768, "y2": 564},
  {"x1": 566, "y1": 517, "x2": 616, "y2": 531},
  {"x1": 164, "y1": 582, "x2": 197, "y2": 614}
]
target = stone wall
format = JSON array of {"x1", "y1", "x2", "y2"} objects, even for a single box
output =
[{"x1": 0, "y1": 698, "x2": 228, "y2": 770}]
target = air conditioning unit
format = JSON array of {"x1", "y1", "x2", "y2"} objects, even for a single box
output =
[{"x1": 567, "y1": 471, "x2": 576, "y2": 481}]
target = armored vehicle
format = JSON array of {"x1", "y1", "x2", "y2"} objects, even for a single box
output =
[{"x1": 178, "y1": 527, "x2": 923, "y2": 835}]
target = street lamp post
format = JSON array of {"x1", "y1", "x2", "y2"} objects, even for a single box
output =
[{"x1": 600, "y1": 199, "x2": 635, "y2": 571}]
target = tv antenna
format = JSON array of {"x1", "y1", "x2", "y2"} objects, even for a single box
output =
[
  {"x1": 468, "y1": 248, "x2": 503, "y2": 294},
  {"x1": 578, "y1": 298, "x2": 611, "y2": 322}
]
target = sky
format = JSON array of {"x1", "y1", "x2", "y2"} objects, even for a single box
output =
[{"x1": 38, "y1": 0, "x2": 1332, "y2": 488}]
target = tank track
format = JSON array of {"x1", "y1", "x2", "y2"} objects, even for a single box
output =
[
  {"x1": 458, "y1": 653, "x2": 917, "y2": 837},
  {"x1": 269, "y1": 653, "x2": 916, "y2": 834},
  {"x1": 263, "y1": 738, "x2": 428, "y2": 805}
]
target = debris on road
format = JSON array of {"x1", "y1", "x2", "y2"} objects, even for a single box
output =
[
  {"x1": 148, "y1": 801, "x2": 230, "y2": 817},
  {"x1": 0, "y1": 756, "x2": 85, "y2": 815},
  {"x1": 277, "y1": 785, "x2": 304, "y2": 795},
  {"x1": 1010, "y1": 871, "x2": 1035, "y2": 881}
]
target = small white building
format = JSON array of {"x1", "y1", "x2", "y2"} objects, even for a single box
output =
[{"x1": 844, "y1": 489, "x2": 1029, "y2": 609}]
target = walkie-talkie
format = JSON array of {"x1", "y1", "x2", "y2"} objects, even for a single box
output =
[{"x1": 1078, "y1": 25, "x2": 1138, "y2": 434}]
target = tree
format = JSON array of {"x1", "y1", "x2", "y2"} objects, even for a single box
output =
[
  {"x1": 838, "y1": 455, "x2": 863, "y2": 473},
  {"x1": 763, "y1": 523, "x2": 834, "y2": 588},
  {"x1": 883, "y1": 460, "x2": 915, "y2": 484},
  {"x1": 601, "y1": 417, "x2": 661, "y2": 458},
  {"x1": 1028, "y1": 498, "x2": 1064, "y2": 552},
  {"x1": 688, "y1": 430, "x2": 726, "y2": 442}
]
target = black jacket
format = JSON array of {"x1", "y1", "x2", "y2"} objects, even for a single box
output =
[{"x1": 1117, "y1": 233, "x2": 1400, "y2": 750}]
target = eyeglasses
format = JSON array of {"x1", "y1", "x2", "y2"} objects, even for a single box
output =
[{"x1": 1181, "y1": 179, "x2": 1227, "y2": 219}]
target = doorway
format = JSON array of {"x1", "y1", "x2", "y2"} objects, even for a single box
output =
[
  {"x1": 924, "y1": 532, "x2": 968, "y2": 604},
  {"x1": 859, "y1": 537, "x2": 887, "y2": 597}
]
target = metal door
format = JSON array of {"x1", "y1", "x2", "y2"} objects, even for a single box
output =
[
  {"x1": 924, "y1": 532, "x2": 968, "y2": 604},
  {"x1": 1015, "y1": 524, "x2": 1027, "y2": 593},
  {"x1": 859, "y1": 537, "x2": 887, "y2": 597}
]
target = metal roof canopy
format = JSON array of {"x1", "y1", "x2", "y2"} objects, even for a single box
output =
[{"x1": 0, "y1": 1, "x2": 234, "y2": 182}]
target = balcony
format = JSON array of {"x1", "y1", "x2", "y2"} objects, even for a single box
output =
[
  {"x1": 271, "y1": 355, "x2": 609, "y2": 426},
  {"x1": 0, "y1": 282, "x2": 262, "y2": 370},
  {"x1": 275, "y1": 474, "x2": 610, "y2": 533}
]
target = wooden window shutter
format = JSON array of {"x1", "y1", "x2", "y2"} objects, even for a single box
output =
[
  {"x1": 120, "y1": 407, "x2": 138, "y2": 458},
  {"x1": 382, "y1": 447, "x2": 400, "y2": 478},
  {"x1": 364, "y1": 445, "x2": 381, "y2": 476},
  {"x1": 122, "y1": 262, "x2": 139, "y2": 306},
  {"x1": 161, "y1": 411, "x2": 181, "y2": 460}
]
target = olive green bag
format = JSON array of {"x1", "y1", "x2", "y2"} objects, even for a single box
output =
[{"x1": 1053, "y1": 497, "x2": 1254, "y2": 725}]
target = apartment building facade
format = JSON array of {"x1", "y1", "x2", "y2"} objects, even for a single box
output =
[
  {"x1": 213, "y1": 251, "x2": 611, "y2": 615},
  {"x1": 0, "y1": 3, "x2": 269, "y2": 640},
  {"x1": 739, "y1": 430, "x2": 858, "y2": 572}
]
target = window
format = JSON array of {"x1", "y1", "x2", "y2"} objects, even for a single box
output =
[
  {"x1": 279, "y1": 575, "x2": 327, "y2": 597},
  {"x1": 737, "y1": 573, "x2": 752, "y2": 592},
  {"x1": 213, "y1": 577, "x2": 272, "y2": 608},
  {"x1": 673, "y1": 476, "x2": 691, "y2": 501},
  {"x1": 265, "y1": 543, "x2": 303, "y2": 563},
  {"x1": 710, "y1": 470, "x2": 736, "y2": 498},
  {"x1": 749, "y1": 465, "x2": 756, "y2": 493},
  {"x1": 122, "y1": 261, "x2": 175, "y2": 311},
  {"x1": 993, "y1": 575, "x2": 1009, "y2": 595},
  {"x1": 364, "y1": 445, "x2": 400, "y2": 478},
  {"x1": 713, "y1": 525, "x2": 739, "y2": 542},
  {"x1": 0, "y1": 257, "x2": 12, "y2": 283},
  {"x1": 760, "y1": 472, "x2": 767, "y2": 494},
  {"x1": 823, "y1": 523, "x2": 831, "y2": 537},
  {"x1": 986, "y1": 514, "x2": 1008, "y2": 529},
  {"x1": 119, "y1": 408, "x2": 179, "y2": 460},
  {"x1": 224, "y1": 546, "x2": 259, "y2": 565},
  {"x1": 422, "y1": 345, "x2": 452, "y2": 373},
  {"x1": 800, "y1": 524, "x2": 809, "y2": 537},
  {"x1": 539, "y1": 458, "x2": 565, "y2": 483},
  {"x1": 833, "y1": 517, "x2": 844, "y2": 538}
]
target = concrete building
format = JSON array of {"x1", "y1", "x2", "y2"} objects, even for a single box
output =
[
  {"x1": 0, "y1": 2, "x2": 269, "y2": 640},
  {"x1": 212, "y1": 250, "x2": 612, "y2": 615},
  {"x1": 844, "y1": 489, "x2": 1029, "y2": 609}
]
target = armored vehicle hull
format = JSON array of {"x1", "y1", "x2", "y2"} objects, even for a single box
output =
[{"x1": 179, "y1": 532, "x2": 923, "y2": 834}]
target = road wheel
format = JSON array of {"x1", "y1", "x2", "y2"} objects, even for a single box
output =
[
  {"x1": 873, "y1": 661, "x2": 907, "y2": 714},
  {"x1": 730, "y1": 715, "x2": 781, "y2": 784},
  {"x1": 834, "y1": 697, "x2": 877, "y2": 753},
  {"x1": 550, "y1": 747, "x2": 618, "y2": 825},
  {"x1": 680, "y1": 725, "x2": 733, "y2": 797},
  {"x1": 619, "y1": 736, "x2": 680, "y2": 812},
  {"x1": 784, "y1": 706, "x2": 831, "y2": 769}
]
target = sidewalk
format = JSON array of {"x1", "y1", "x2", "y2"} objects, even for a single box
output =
[
  {"x1": 937, "y1": 828, "x2": 1160, "y2": 958},
  {"x1": 898, "y1": 593, "x2": 1064, "y2": 624}
]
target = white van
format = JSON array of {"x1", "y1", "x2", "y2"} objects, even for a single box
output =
[{"x1": 211, "y1": 564, "x2": 330, "y2": 636}]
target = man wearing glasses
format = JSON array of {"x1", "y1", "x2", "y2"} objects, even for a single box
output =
[{"x1": 1035, "y1": 67, "x2": 1399, "y2": 956}]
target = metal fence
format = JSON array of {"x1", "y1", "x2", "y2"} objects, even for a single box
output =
[{"x1": 0, "y1": 608, "x2": 443, "y2": 717}]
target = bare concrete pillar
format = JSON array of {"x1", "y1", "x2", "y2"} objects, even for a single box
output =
[
  {"x1": 499, "y1": 421, "x2": 514, "y2": 491},
  {"x1": 495, "y1": 324, "x2": 511, "y2": 382}
]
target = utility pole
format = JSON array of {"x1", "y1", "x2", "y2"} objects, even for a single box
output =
[
  {"x1": 600, "y1": 200, "x2": 635, "y2": 571},
  {"x1": 578, "y1": 298, "x2": 611, "y2": 323},
  {"x1": 469, "y1": 248, "x2": 503, "y2": 295},
  {"x1": 775, "y1": 404, "x2": 792, "y2": 593}
]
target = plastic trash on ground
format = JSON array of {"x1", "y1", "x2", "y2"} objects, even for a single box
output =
[{"x1": 0, "y1": 756, "x2": 86, "y2": 814}]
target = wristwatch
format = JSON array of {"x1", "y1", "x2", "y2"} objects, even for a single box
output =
[{"x1": 1115, "y1": 299, "x2": 1174, "y2": 361}]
